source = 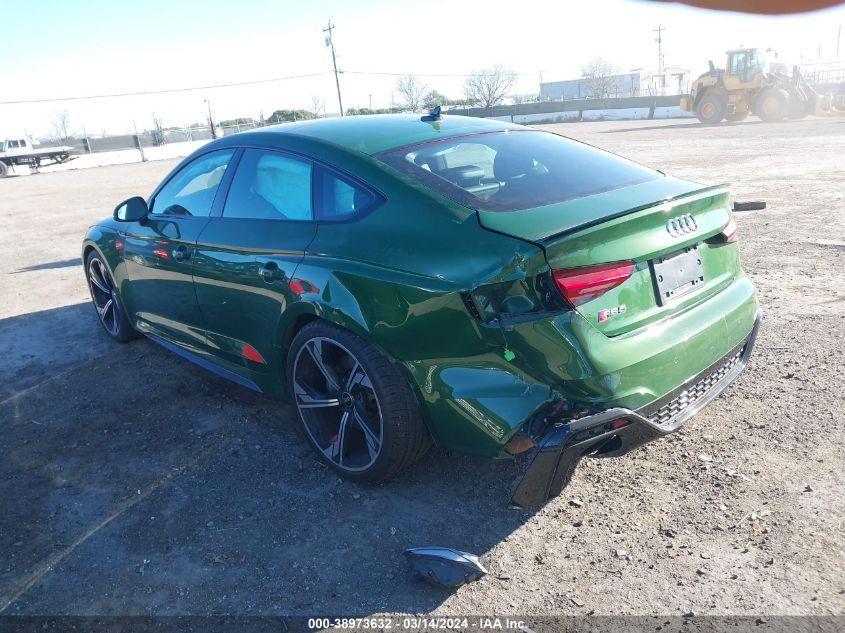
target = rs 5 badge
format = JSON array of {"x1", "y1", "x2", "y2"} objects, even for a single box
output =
[{"x1": 598, "y1": 305, "x2": 627, "y2": 323}]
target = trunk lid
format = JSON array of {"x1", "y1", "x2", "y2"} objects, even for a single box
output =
[{"x1": 476, "y1": 177, "x2": 740, "y2": 336}]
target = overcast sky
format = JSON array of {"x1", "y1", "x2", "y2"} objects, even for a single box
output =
[{"x1": 2, "y1": 0, "x2": 843, "y2": 138}]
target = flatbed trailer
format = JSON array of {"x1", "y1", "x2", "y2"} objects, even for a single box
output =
[{"x1": 0, "y1": 136, "x2": 76, "y2": 177}]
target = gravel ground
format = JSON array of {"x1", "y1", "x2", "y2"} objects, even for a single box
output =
[{"x1": 0, "y1": 117, "x2": 843, "y2": 618}]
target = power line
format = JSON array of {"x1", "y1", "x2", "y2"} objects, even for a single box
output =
[
  {"x1": 343, "y1": 70, "x2": 537, "y2": 78},
  {"x1": 0, "y1": 72, "x2": 329, "y2": 105},
  {"x1": 1, "y1": 68, "x2": 539, "y2": 106}
]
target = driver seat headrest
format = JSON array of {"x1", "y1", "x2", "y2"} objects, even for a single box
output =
[{"x1": 493, "y1": 152, "x2": 535, "y2": 180}]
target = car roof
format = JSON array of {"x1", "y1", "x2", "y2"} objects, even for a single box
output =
[{"x1": 234, "y1": 113, "x2": 522, "y2": 156}]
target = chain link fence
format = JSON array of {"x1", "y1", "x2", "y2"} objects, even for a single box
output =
[{"x1": 36, "y1": 120, "x2": 272, "y2": 155}]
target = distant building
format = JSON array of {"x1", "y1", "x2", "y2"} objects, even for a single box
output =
[{"x1": 540, "y1": 67, "x2": 690, "y2": 100}]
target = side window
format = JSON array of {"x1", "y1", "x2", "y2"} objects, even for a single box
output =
[
  {"x1": 8, "y1": 140, "x2": 19, "y2": 149},
  {"x1": 19, "y1": 139, "x2": 27, "y2": 148},
  {"x1": 223, "y1": 149, "x2": 312, "y2": 220},
  {"x1": 151, "y1": 150, "x2": 233, "y2": 217},
  {"x1": 316, "y1": 167, "x2": 378, "y2": 220}
]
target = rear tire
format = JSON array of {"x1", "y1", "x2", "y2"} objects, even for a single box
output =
[
  {"x1": 696, "y1": 94, "x2": 726, "y2": 124},
  {"x1": 85, "y1": 251, "x2": 139, "y2": 343},
  {"x1": 0, "y1": 161, "x2": 8, "y2": 178},
  {"x1": 756, "y1": 87, "x2": 787, "y2": 122},
  {"x1": 288, "y1": 320, "x2": 430, "y2": 483}
]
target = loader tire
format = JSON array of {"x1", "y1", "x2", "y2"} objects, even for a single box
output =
[
  {"x1": 756, "y1": 88, "x2": 787, "y2": 122},
  {"x1": 696, "y1": 94, "x2": 726, "y2": 124}
]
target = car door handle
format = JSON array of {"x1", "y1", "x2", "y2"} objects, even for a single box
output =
[
  {"x1": 172, "y1": 245, "x2": 190, "y2": 262},
  {"x1": 258, "y1": 261, "x2": 282, "y2": 284}
]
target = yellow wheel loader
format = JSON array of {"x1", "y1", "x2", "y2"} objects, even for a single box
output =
[{"x1": 680, "y1": 48, "x2": 817, "y2": 124}]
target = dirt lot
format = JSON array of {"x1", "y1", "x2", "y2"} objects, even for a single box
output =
[{"x1": 1, "y1": 117, "x2": 843, "y2": 618}]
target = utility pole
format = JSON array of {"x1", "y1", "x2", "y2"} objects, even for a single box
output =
[
  {"x1": 653, "y1": 24, "x2": 665, "y2": 96},
  {"x1": 204, "y1": 98, "x2": 217, "y2": 139},
  {"x1": 323, "y1": 20, "x2": 344, "y2": 116},
  {"x1": 133, "y1": 120, "x2": 146, "y2": 162}
]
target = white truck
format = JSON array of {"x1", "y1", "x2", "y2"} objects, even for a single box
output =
[{"x1": 0, "y1": 135, "x2": 75, "y2": 177}]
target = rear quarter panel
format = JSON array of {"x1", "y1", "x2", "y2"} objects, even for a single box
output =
[{"x1": 270, "y1": 139, "x2": 555, "y2": 454}]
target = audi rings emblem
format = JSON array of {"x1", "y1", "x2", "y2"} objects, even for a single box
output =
[{"x1": 665, "y1": 213, "x2": 698, "y2": 237}]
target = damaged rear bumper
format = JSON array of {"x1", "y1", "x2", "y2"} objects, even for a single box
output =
[{"x1": 511, "y1": 312, "x2": 762, "y2": 507}]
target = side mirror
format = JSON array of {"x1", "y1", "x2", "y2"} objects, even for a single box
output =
[{"x1": 114, "y1": 196, "x2": 148, "y2": 222}]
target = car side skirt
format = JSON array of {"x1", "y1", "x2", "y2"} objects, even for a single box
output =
[{"x1": 146, "y1": 333, "x2": 264, "y2": 394}]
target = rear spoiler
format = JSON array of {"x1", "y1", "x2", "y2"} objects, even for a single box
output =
[
  {"x1": 538, "y1": 183, "x2": 731, "y2": 245},
  {"x1": 476, "y1": 178, "x2": 729, "y2": 245}
]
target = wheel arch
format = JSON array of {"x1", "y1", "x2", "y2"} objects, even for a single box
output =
[
  {"x1": 82, "y1": 225, "x2": 120, "y2": 267},
  {"x1": 272, "y1": 297, "x2": 379, "y2": 400},
  {"x1": 277, "y1": 299, "x2": 373, "y2": 357},
  {"x1": 277, "y1": 300, "x2": 438, "y2": 447},
  {"x1": 82, "y1": 241, "x2": 101, "y2": 264}
]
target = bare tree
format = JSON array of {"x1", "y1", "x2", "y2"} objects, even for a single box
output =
[
  {"x1": 52, "y1": 110, "x2": 72, "y2": 144},
  {"x1": 463, "y1": 65, "x2": 517, "y2": 109},
  {"x1": 395, "y1": 75, "x2": 428, "y2": 112},
  {"x1": 309, "y1": 94, "x2": 326, "y2": 119},
  {"x1": 580, "y1": 58, "x2": 619, "y2": 99},
  {"x1": 423, "y1": 89, "x2": 448, "y2": 110}
]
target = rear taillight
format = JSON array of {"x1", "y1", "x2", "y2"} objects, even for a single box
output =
[
  {"x1": 551, "y1": 261, "x2": 635, "y2": 306},
  {"x1": 721, "y1": 217, "x2": 738, "y2": 242},
  {"x1": 708, "y1": 217, "x2": 738, "y2": 244}
]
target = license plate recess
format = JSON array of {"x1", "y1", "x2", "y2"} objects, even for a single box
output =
[{"x1": 650, "y1": 245, "x2": 705, "y2": 305}]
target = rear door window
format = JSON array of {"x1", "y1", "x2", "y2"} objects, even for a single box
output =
[
  {"x1": 377, "y1": 130, "x2": 661, "y2": 211},
  {"x1": 223, "y1": 149, "x2": 313, "y2": 221}
]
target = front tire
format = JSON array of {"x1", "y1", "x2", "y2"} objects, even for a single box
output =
[
  {"x1": 85, "y1": 251, "x2": 139, "y2": 343},
  {"x1": 288, "y1": 320, "x2": 430, "y2": 483},
  {"x1": 756, "y1": 87, "x2": 787, "y2": 122},
  {"x1": 696, "y1": 94, "x2": 726, "y2": 124}
]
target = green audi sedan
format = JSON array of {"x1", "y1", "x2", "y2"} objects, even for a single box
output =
[{"x1": 82, "y1": 113, "x2": 760, "y2": 506}]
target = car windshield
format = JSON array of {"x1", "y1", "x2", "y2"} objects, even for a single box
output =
[{"x1": 377, "y1": 130, "x2": 662, "y2": 211}]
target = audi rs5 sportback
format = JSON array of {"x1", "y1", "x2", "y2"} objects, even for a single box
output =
[{"x1": 82, "y1": 114, "x2": 760, "y2": 505}]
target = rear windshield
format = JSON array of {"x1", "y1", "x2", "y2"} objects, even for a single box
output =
[{"x1": 377, "y1": 130, "x2": 661, "y2": 211}]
